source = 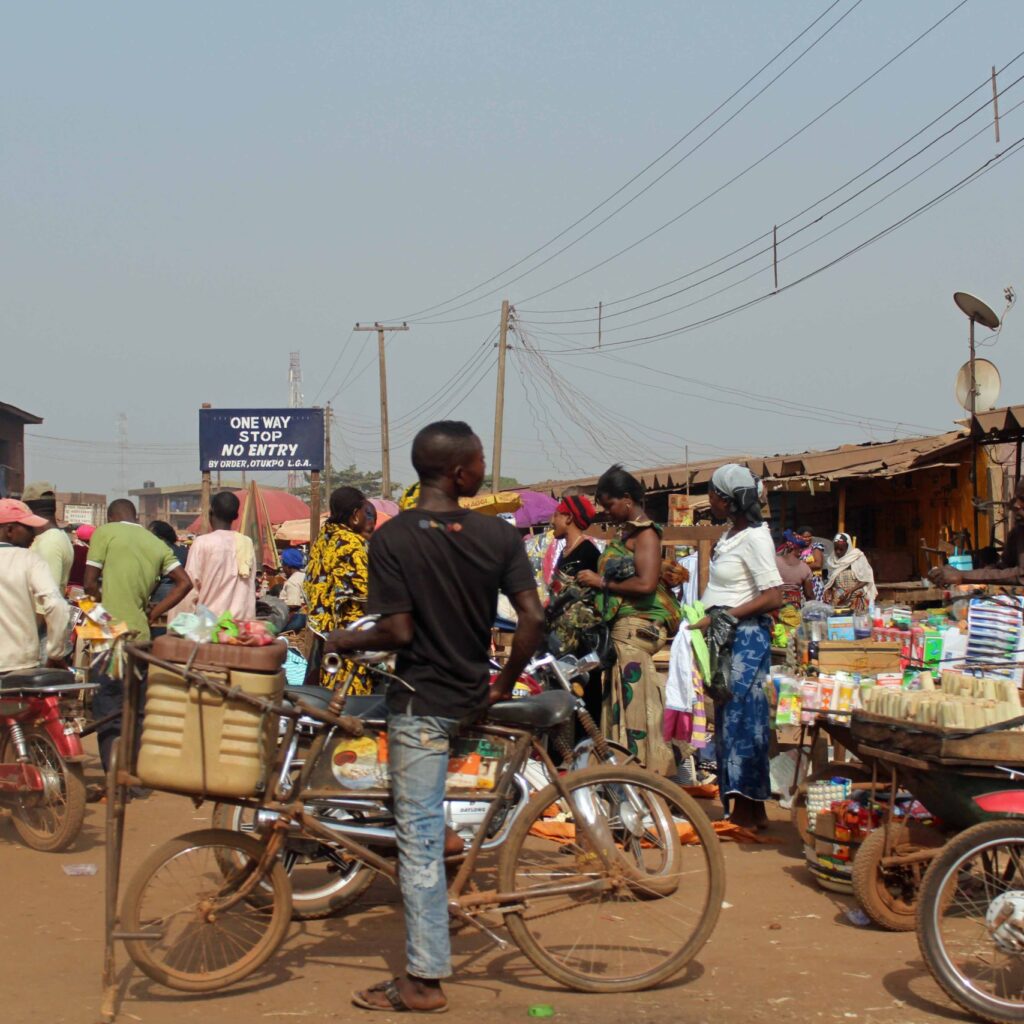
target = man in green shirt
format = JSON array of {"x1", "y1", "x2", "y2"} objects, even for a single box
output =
[
  {"x1": 84, "y1": 498, "x2": 192, "y2": 776},
  {"x1": 23, "y1": 481, "x2": 74, "y2": 592}
]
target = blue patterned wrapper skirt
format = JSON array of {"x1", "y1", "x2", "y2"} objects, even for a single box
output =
[{"x1": 714, "y1": 615, "x2": 772, "y2": 805}]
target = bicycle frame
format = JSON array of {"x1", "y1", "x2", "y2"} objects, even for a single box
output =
[
  {"x1": 232, "y1": 660, "x2": 633, "y2": 942},
  {"x1": 277, "y1": 723, "x2": 618, "y2": 943}
]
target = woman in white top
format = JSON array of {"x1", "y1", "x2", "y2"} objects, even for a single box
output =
[{"x1": 697, "y1": 464, "x2": 783, "y2": 830}]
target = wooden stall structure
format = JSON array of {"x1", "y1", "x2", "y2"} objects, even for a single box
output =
[{"x1": 530, "y1": 428, "x2": 998, "y2": 588}]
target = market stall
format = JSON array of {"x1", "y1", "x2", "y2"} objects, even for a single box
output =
[{"x1": 773, "y1": 586, "x2": 1024, "y2": 931}]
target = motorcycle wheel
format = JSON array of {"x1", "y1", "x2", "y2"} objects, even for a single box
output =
[
  {"x1": 211, "y1": 802, "x2": 377, "y2": 920},
  {"x1": 917, "y1": 820, "x2": 1024, "y2": 1024},
  {"x1": 2, "y1": 726, "x2": 86, "y2": 852}
]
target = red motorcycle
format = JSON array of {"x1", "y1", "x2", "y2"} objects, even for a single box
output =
[{"x1": 0, "y1": 667, "x2": 94, "y2": 851}]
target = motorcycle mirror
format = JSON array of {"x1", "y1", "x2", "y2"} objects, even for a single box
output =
[{"x1": 554, "y1": 654, "x2": 579, "y2": 676}]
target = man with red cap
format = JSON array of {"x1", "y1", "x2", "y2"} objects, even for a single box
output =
[{"x1": 0, "y1": 499, "x2": 71, "y2": 673}]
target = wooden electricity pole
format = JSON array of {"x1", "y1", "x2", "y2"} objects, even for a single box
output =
[
  {"x1": 354, "y1": 322, "x2": 409, "y2": 499},
  {"x1": 492, "y1": 300, "x2": 511, "y2": 494}
]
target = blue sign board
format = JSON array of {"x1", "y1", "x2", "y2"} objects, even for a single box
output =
[{"x1": 199, "y1": 408, "x2": 324, "y2": 473}]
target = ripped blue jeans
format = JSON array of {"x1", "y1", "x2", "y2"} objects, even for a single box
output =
[{"x1": 388, "y1": 713, "x2": 460, "y2": 979}]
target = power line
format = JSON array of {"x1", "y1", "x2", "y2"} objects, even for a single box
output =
[
  {"x1": 406, "y1": 0, "x2": 870, "y2": 325},
  {"x1": 311, "y1": 327, "x2": 356, "y2": 403},
  {"x1": 517, "y1": 83, "x2": 1024, "y2": 343},
  {"x1": 518, "y1": 48, "x2": 1024, "y2": 322},
  {"x1": 501, "y1": 0, "x2": 971, "y2": 312},
  {"x1": 389, "y1": 0, "x2": 855, "y2": 324},
  {"x1": 526, "y1": 130, "x2": 1024, "y2": 356}
]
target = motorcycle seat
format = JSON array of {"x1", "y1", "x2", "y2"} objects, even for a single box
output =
[
  {"x1": 282, "y1": 685, "x2": 335, "y2": 714},
  {"x1": 0, "y1": 668, "x2": 76, "y2": 692},
  {"x1": 282, "y1": 686, "x2": 387, "y2": 721},
  {"x1": 488, "y1": 690, "x2": 576, "y2": 730}
]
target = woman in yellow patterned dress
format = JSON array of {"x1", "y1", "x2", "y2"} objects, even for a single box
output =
[{"x1": 304, "y1": 486, "x2": 370, "y2": 691}]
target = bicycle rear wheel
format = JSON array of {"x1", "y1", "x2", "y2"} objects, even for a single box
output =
[
  {"x1": 498, "y1": 764, "x2": 724, "y2": 992},
  {"x1": 121, "y1": 828, "x2": 291, "y2": 992}
]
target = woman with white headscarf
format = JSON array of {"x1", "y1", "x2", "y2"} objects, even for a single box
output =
[
  {"x1": 693, "y1": 464, "x2": 783, "y2": 830},
  {"x1": 823, "y1": 533, "x2": 877, "y2": 612}
]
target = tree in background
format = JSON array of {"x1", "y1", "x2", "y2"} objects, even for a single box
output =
[
  {"x1": 291, "y1": 465, "x2": 401, "y2": 502},
  {"x1": 292, "y1": 468, "x2": 519, "y2": 504},
  {"x1": 482, "y1": 474, "x2": 520, "y2": 491}
]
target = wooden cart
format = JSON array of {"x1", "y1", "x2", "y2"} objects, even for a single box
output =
[{"x1": 843, "y1": 710, "x2": 1024, "y2": 932}]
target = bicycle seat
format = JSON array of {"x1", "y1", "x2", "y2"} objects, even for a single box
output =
[
  {"x1": 0, "y1": 668, "x2": 77, "y2": 692},
  {"x1": 487, "y1": 690, "x2": 576, "y2": 730}
]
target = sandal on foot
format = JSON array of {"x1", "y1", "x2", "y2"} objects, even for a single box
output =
[{"x1": 352, "y1": 978, "x2": 448, "y2": 1014}]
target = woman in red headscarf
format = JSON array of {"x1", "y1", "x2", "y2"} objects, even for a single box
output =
[{"x1": 550, "y1": 494, "x2": 599, "y2": 593}]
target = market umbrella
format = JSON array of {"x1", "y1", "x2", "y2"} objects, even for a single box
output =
[
  {"x1": 459, "y1": 491, "x2": 522, "y2": 516},
  {"x1": 370, "y1": 497, "x2": 400, "y2": 518},
  {"x1": 184, "y1": 486, "x2": 311, "y2": 535},
  {"x1": 275, "y1": 514, "x2": 327, "y2": 545},
  {"x1": 513, "y1": 490, "x2": 558, "y2": 528},
  {"x1": 239, "y1": 481, "x2": 281, "y2": 570}
]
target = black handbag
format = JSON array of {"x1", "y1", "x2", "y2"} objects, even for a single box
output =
[{"x1": 705, "y1": 608, "x2": 739, "y2": 704}]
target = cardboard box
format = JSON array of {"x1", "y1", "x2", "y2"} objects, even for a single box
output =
[
  {"x1": 827, "y1": 616, "x2": 855, "y2": 641},
  {"x1": 813, "y1": 810, "x2": 835, "y2": 856},
  {"x1": 802, "y1": 640, "x2": 903, "y2": 674}
]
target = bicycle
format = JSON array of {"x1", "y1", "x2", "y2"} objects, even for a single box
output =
[{"x1": 116, "y1": 650, "x2": 725, "y2": 996}]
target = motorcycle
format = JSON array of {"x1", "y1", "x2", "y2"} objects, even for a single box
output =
[
  {"x1": 0, "y1": 667, "x2": 95, "y2": 851},
  {"x1": 212, "y1": 649, "x2": 609, "y2": 919}
]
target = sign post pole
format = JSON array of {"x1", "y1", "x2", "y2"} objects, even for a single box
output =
[
  {"x1": 309, "y1": 470, "x2": 320, "y2": 548},
  {"x1": 199, "y1": 403, "x2": 213, "y2": 534}
]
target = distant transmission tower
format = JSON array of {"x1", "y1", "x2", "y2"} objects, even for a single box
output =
[
  {"x1": 287, "y1": 352, "x2": 303, "y2": 491},
  {"x1": 117, "y1": 412, "x2": 128, "y2": 498}
]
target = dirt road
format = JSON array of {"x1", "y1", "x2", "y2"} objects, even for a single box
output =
[{"x1": 0, "y1": 749, "x2": 972, "y2": 1024}]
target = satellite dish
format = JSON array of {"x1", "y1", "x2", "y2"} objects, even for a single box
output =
[
  {"x1": 954, "y1": 291, "x2": 1000, "y2": 330},
  {"x1": 955, "y1": 358, "x2": 1001, "y2": 411}
]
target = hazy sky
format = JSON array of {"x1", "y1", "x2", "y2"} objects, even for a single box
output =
[{"x1": 5, "y1": 1, "x2": 1022, "y2": 497}]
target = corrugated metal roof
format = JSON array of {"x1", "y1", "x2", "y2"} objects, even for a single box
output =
[
  {"x1": 967, "y1": 405, "x2": 1024, "y2": 440},
  {"x1": 527, "y1": 430, "x2": 970, "y2": 495},
  {"x1": 0, "y1": 402, "x2": 43, "y2": 425}
]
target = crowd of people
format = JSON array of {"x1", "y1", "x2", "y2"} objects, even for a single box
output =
[{"x1": 0, "y1": 435, "x2": 892, "y2": 1012}]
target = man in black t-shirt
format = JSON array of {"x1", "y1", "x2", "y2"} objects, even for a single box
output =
[{"x1": 328, "y1": 420, "x2": 543, "y2": 1014}]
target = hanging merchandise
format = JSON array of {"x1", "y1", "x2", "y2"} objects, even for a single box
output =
[{"x1": 964, "y1": 595, "x2": 1024, "y2": 683}]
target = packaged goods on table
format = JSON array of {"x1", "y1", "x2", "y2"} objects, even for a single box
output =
[{"x1": 860, "y1": 670, "x2": 1023, "y2": 727}]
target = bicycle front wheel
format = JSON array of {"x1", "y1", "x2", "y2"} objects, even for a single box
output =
[
  {"x1": 498, "y1": 764, "x2": 725, "y2": 992},
  {"x1": 121, "y1": 828, "x2": 291, "y2": 992},
  {"x1": 918, "y1": 820, "x2": 1024, "y2": 1024}
]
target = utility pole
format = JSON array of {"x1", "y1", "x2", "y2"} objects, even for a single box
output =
[
  {"x1": 492, "y1": 300, "x2": 511, "y2": 494},
  {"x1": 354, "y1": 322, "x2": 409, "y2": 498}
]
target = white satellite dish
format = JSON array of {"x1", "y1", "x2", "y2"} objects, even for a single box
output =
[{"x1": 955, "y1": 358, "x2": 1001, "y2": 411}]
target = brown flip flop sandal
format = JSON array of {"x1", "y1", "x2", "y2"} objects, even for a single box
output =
[{"x1": 352, "y1": 978, "x2": 449, "y2": 1014}]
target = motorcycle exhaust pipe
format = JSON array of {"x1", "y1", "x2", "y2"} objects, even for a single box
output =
[
  {"x1": 255, "y1": 807, "x2": 399, "y2": 845},
  {"x1": 322, "y1": 652, "x2": 343, "y2": 676}
]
